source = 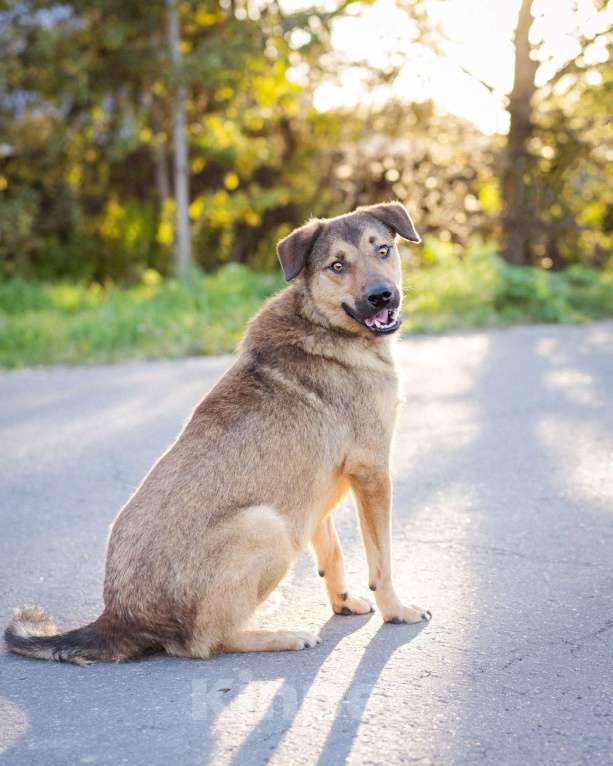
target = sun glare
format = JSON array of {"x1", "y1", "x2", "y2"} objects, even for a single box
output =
[{"x1": 288, "y1": 0, "x2": 613, "y2": 135}]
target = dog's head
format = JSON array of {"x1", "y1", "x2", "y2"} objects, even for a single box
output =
[{"x1": 277, "y1": 202, "x2": 420, "y2": 337}]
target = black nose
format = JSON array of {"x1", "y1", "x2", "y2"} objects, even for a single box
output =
[{"x1": 367, "y1": 284, "x2": 394, "y2": 309}]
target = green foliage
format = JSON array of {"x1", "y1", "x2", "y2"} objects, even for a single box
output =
[
  {"x1": 501, "y1": 1, "x2": 612, "y2": 267},
  {"x1": 2, "y1": 252, "x2": 612, "y2": 368},
  {"x1": 1, "y1": 1, "x2": 610, "y2": 284},
  {"x1": 0, "y1": 264, "x2": 283, "y2": 367},
  {"x1": 0, "y1": 0, "x2": 345, "y2": 281},
  {"x1": 403, "y1": 240, "x2": 613, "y2": 334}
]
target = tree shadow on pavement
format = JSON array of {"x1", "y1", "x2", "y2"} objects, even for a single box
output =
[
  {"x1": 389, "y1": 324, "x2": 613, "y2": 764},
  {"x1": 1, "y1": 610, "x2": 422, "y2": 765}
]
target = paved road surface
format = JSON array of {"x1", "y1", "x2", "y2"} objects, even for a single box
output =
[{"x1": 1, "y1": 323, "x2": 612, "y2": 765}]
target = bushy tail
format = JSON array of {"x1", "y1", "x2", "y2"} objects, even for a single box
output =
[{"x1": 4, "y1": 606, "x2": 139, "y2": 665}]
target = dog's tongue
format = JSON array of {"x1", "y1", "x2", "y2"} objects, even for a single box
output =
[{"x1": 365, "y1": 309, "x2": 389, "y2": 327}]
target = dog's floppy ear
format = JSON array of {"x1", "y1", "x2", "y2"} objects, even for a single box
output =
[
  {"x1": 359, "y1": 201, "x2": 420, "y2": 243},
  {"x1": 276, "y1": 218, "x2": 324, "y2": 281}
]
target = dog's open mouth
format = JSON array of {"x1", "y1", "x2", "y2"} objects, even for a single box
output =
[{"x1": 342, "y1": 304, "x2": 401, "y2": 336}]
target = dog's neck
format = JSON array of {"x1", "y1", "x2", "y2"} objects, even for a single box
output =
[{"x1": 241, "y1": 284, "x2": 397, "y2": 374}]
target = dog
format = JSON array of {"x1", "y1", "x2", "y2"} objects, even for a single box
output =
[{"x1": 5, "y1": 201, "x2": 430, "y2": 664}]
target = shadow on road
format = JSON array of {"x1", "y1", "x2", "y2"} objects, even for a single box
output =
[
  {"x1": 390, "y1": 325, "x2": 613, "y2": 764},
  {"x1": 0, "y1": 612, "x2": 427, "y2": 764}
]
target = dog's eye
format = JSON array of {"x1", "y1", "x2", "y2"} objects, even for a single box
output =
[
  {"x1": 378, "y1": 245, "x2": 391, "y2": 258},
  {"x1": 330, "y1": 261, "x2": 345, "y2": 273}
]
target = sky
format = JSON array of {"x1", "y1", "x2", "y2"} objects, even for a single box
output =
[{"x1": 284, "y1": 0, "x2": 612, "y2": 135}]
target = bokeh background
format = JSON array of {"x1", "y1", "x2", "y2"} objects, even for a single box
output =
[{"x1": 0, "y1": 0, "x2": 611, "y2": 366}]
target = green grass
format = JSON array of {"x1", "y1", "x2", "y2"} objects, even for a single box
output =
[
  {"x1": 403, "y1": 240, "x2": 613, "y2": 333},
  {"x1": 0, "y1": 264, "x2": 283, "y2": 368},
  {"x1": 1, "y1": 246, "x2": 612, "y2": 368}
]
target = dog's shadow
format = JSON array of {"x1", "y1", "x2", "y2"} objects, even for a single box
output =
[
  {"x1": 201, "y1": 612, "x2": 429, "y2": 766},
  {"x1": 0, "y1": 610, "x2": 427, "y2": 765}
]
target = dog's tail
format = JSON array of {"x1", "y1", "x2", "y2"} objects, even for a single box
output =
[{"x1": 4, "y1": 606, "x2": 144, "y2": 665}]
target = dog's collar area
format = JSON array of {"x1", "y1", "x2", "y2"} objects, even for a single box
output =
[{"x1": 341, "y1": 302, "x2": 401, "y2": 336}]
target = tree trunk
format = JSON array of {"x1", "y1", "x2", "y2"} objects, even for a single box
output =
[
  {"x1": 153, "y1": 141, "x2": 171, "y2": 204},
  {"x1": 166, "y1": 0, "x2": 191, "y2": 279},
  {"x1": 151, "y1": 108, "x2": 171, "y2": 204},
  {"x1": 501, "y1": 0, "x2": 537, "y2": 266}
]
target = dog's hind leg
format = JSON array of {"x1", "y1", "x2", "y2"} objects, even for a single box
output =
[
  {"x1": 167, "y1": 505, "x2": 321, "y2": 659},
  {"x1": 310, "y1": 515, "x2": 373, "y2": 616},
  {"x1": 222, "y1": 628, "x2": 320, "y2": 653}
]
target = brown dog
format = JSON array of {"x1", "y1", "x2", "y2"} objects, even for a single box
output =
[{"x1": 5, "y1": 201, "x2": 430, "y2": 664}]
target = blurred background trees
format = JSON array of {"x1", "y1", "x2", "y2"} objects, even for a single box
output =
[
  {"x1": 0, "y1": 0, "x2": 611, "y2": 283},
  {"x1": 502, "y1": 0, "x2": 612, "y2": 268}
]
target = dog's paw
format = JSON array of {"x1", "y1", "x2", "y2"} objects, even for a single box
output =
[
  {"x1": 290, "y1": 630, "x2": 322, "y2": 650},
  {"x1": 384, "y1": 605, "x2": 432, "y2": 625},
  {"x1": 333, "y1": 593, "x2": 374, "y2": 616}
]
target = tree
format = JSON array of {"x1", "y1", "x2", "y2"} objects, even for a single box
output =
[
  {"x1": 166, "y1": 0, "x2": 191, "y2": 279},
  {"x1": 1, "y1": 0, "x2": 609, "y2": 281},
  {"x1": 501, "y1": 0, "x2": 537, "y2": 266}
]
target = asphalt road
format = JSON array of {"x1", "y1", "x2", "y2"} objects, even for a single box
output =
[{"x1": 1, "y1": 322, "x2": 612, "y2": 766}]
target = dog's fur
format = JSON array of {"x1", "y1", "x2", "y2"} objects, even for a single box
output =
[{"x1": 5, "y1": 201, "x2": 430, "y2": 664}]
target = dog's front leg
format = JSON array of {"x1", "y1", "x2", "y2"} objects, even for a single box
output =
[
  {"x1": 349, "y1": 466, "x2": 430, "y2": 624},
  {"x1": 310, "y1": 516, "x2": 373, "y2": 615}
]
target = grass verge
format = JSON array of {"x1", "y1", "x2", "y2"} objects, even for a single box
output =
[
  {"x1": 0, "y1": 264, "x2": 283, "y2": 368},
  {"x1": 403, "y1": 240, "x2": 613, "y2": 333},
  {"x1": 1, "y1": 245, "x2": 612, "y2": 368}
]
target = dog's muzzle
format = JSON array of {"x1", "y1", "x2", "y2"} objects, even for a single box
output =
[{"x1": 342, "y1": 291, "x2": 402, "y2": 336}]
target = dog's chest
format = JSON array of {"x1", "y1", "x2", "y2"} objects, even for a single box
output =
[{"x1": 348, "y1": 369, "x2": 399, "y2": 438}]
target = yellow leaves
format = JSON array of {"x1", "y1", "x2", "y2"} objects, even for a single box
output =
[
  {"x1": 478, "y1": 180, "x2": 502, "y2": 215},
  {"x1": 253, "y1": 76, "x2": 280, "y2": 108},
  {"x1": 215, "y1": 86, "x2": 234, "y2": 102},
  {"x1": 67, "y1": 165, "x2": 81, "y2": 189},
  {"x1": 191, "y1": 157, "x2": 206, "y2": 173},
  {"x1": 210, "y1": 190, "x2": 232, "y2": 227},
  {"x1": 243, "y1": 110, "x2": 264, "y2": 132},
  {"x1": 99, "y1": 197, "x2": 124, "y2": 239},
  {"x1": 578, "y1": 200, "x2": 606, "y2": 227},
  {"x1": 157, "y1": 222, "x2": 173, "y2": 245},
  {"x1": 244, "y1": 210, "x2": 261, "y2": 227},
  {"x1": 157, "y1": 199, "x2": 175, "y2": 246},
  {"x1": 220, "y1": 229, "x2": 233, "y2": 255},
  {"x1": 141, "y1": 268, "x2": 162, "y2": 287},
  {"x1": 204, "y1": 115, "x2": 233, "y2": 150},
  {"x1": 224, "y1": 172, "x2": 239, "y2": 190},
  {"x1": 179, "y1": 40, "x2": 192, "y2": 54},
  {"x1": 139, "y1": 127, "x2": 153, "y2": 143},
  {"x1": 188, "y1": 195, "x2": 205, "y2": 220},
  {"x1": 124, "y1": 217, "x2": 143, "y2": 247},
  {"x1": 0, "y1": 176, "x2": 7, "y2": 191},
  {"x1": 281, "y1": 98, "x2": 299, "y2": 118},
  {"x1": 195, "y1": 9, "x2": 222, "y2": 27}
]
